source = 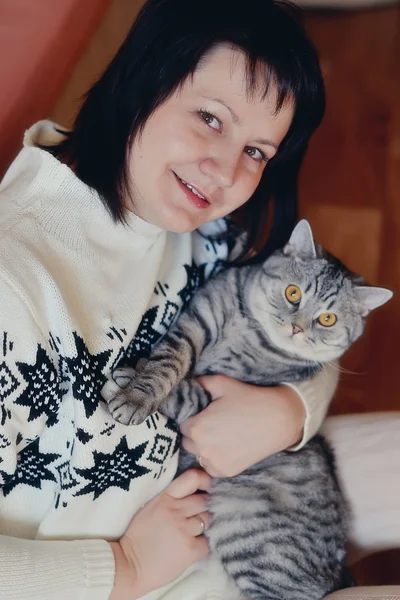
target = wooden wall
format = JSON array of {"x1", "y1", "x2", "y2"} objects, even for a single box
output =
[{"x1": 0, "y1": 0, "x2": 111, "y2": 176}]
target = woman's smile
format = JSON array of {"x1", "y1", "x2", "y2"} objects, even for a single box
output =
[{"x1": 173, "y1": 172, "x2": 211, "y2": 209}]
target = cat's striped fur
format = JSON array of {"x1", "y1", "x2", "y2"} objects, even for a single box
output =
[{"x1": 103, "y1": 220, "x2": 392, "y2": 599}]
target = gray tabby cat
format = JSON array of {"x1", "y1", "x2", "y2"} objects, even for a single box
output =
[{"x1": 102, "y1": 220, "x2": 392, "y2": 600}]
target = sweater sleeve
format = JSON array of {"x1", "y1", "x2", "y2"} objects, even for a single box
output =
[
  {"x1": 0, "y1": 537, "x2": 114, "y2": 600},
  {"x1": 282, "y1": 363, "x2": 340, "y2": 450},
  {"x1": 0, "y1": 278, "x2": 115, "y2": 600}
]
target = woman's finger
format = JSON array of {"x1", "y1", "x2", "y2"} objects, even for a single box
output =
[
  {"x1": 186, "y1": 511, "x2": 210, "y2": 537},
  {"x1": 178, "y1": 493, "x2": 208, "y2": 517},
  {"x1": 180, "y1": 438, "x2": 224, "y2": 477},
  {"x1": 180, "y1": 434, "x2": 198, "y2": 455},
  {"x1": 165, "y1": 469, "x2": 211, "y2": 499},
  {"x1": 196, "y1": 375, "x2": 225, "y2": 400}
]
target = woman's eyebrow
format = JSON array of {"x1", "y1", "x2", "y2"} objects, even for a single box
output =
[
  {"x1": 203, "y1": 96, "x2": 278, "y2": 150},
  {"x1": 209, "y1": 97, "x2": 240, "y2": 124},
  {"x1": 254, "y1": 137, "x2": 278, "y2": 150}
]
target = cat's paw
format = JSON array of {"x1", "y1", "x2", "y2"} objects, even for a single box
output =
[
  {"x1": 112, "y1": 367, "x2": 137, "y2": 389},
  {"x1": 101, "y1": 371, "x2": 153, "y2": 426}
]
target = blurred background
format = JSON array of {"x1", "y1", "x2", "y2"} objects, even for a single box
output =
[{"x1": 0, "y1": 0, "x2": 399, "y2": 586}]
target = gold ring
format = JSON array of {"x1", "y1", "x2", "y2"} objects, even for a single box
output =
[{"x1": 196, "y1": 515, "x2": 205, "y2": 536}]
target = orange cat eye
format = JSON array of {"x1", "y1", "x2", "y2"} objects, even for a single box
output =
[
  {"x1": 285, "y1": 285, "x2": 302, "y2": 305},
  {"x1": 318, "y1": 313, "x2": 337, "y2": 327}
]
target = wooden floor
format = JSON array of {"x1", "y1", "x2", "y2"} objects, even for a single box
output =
[{"x1": 50, "y1": 0, "x2": 400, "y2": 586}]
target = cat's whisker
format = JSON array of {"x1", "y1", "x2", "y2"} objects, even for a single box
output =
[{"x1": 326, "y1": 361, "x2": 364, "y2": 376}]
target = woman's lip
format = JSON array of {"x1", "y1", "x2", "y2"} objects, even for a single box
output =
[{"x1": 173, "y1": 173, "x2": 211, "y2": 209}]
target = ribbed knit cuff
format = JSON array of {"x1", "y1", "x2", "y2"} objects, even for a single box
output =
[
  {"x1": 281, "y1": 380, "x2": 316, "y2": 451},
  {"x1": 80, "y1": 539, "x2": 115, "y2": 600},
  {"x1": 0, "y1": 536, "x2": 115, "y2": 600},
  {"x1": 282, "y1": 363, "x2": 339, "y2": 451}
]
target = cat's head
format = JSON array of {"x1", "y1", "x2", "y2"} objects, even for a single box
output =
[{"x1": 247, "y1": 220, "x2": 393, "y2": 363}]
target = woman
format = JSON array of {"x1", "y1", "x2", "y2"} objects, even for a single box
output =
[{"x1": 1, "y1": 0, "x2": 393, "y2": 599}]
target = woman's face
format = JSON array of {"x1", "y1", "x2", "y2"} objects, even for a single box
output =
[{"x1": 128, "y1": 44, "x2": 294, "y2": 232}]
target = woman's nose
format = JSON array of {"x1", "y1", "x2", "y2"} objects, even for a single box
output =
[{"x1": 200, "y1": 149, "x2": 241, "y2": 188}]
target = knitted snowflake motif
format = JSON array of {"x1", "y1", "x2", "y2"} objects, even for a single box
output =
[
  {"x1": 1, "y1": 438, "x2": 60, "y2": 497},
  {"x1": 121, "y1": 306, "x2": 162, "y2": 368},
  {"x1": 74, "y1": 436, "x2": 151, "y2": 499},
  {"x1": 0, "y1": 361, "x2": 19, "y2": 405},
  {"x1": 15, "y1": 345, "x2": 62, "y2": 426},
  {"x1": 178, "y1": 261, "x2": 207, "y2": 308},
  {"x1": 63, "y1": 333, "x2": 111, "y2": 419}
]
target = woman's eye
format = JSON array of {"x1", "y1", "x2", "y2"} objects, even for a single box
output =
[
  {"x1": 245, "y1": 146, "x2": 267, "y2": 163},
  {"x1": 199, "y1": 110, "x2": 221, "y2": 131}
]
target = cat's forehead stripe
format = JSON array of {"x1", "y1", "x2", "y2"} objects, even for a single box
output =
[
  {"x1": 327, "y1": 299, "x2": 336, "y2": 311},
  {"x1": 320, "y1": 288, "x2": 340, "y2": 303}
]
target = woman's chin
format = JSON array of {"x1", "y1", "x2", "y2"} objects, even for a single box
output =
[
  {"x1": 159, "y1": 207, "x2": 206, "y2": 233},
  {"x1": 164, "y1": 220, "x2": 198, "y2": 234}
]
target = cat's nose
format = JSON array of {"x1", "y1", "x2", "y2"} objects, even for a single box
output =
[{"x1": 292, "y1": 323, "x2": 303, "y2": 335}]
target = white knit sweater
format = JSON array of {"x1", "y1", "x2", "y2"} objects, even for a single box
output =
[{"x1": 0, "y1": 122, "x2": 337, "y2": 600}]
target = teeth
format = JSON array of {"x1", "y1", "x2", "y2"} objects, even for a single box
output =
[{"x1": 180, "y1": 178, "x2": 206, "y2": 200}]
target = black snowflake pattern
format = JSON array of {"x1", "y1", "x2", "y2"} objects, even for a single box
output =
[
  {"x1": 15, "y1": 345, "x2": 62, "y2": 426},
  {"x1": 110, "y1": 347, "x2": 127, "y2": 373},
  {"x1": 1, "y1": 438, "x2": 60, "y2": 497},
  {"x1": 0, "y1": 433, "x2": 11, "y2": 450},
  {"x1": 178, "y1": 261, "x2": 207, "y2": 308},
  {"x1": 63, "y1": 333, "x2": 111, "y2": 419},
  {"x1": 222, "y1": 217, "x2": 243, "y2": 257},
  {"x1": 0, "y1": 457, "x2": 10, "y2": 486},
  {"x1": 171, "y1": 433, "x2": 181, "y2": 457},
  {"x1": 200, "y1": 217, "x2": 242, "y2": 260},
  {"x1": 75, "y1": 436, "x2": 151, "y2": 499},
  {"x1": 0, "y1": 361, "x2": 19, "y2": 404},
  {"x1": 56, "y1": 460, "x2": 79, "y2": 492},
  {"x1": 54, "y1": 459, "x2": 80, "y2": 509},
  {"x1": 164, "y1": 419, "x2": 181, "y2": 456},
  {"x1": 0, "y1": 403, "x2": 11, "y2": 427},
  {"x1": 148, "y1": 434, "x2": 173, "y2": 465},
  {"x1": 120, "y1": 306, "x2": 162, "y2": 368},
  {"x1": 159, "y1": 300, "x2": 179, "y2": 330},
  {"x1": 76, "y1": 428, "x2": 94, "y2": 445},
  {"x1": 58, "y1": 354, "x2": 71, "y2": 395}
]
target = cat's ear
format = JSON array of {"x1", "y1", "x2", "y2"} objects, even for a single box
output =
[
  {"x1": 283, "y1": 219, "x2": 316, "y2": 260},
  {"x1": 353, "y1": 286, "x2": 393, "y2": 316}
]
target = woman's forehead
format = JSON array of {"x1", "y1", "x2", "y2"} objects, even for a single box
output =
[{"x1": 186, "y1": 45, "x2": 293, "y2": 114}]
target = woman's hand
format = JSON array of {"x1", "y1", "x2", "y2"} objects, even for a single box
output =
[
  {"x1": 109, "y1": 469, "x2": 211, "y2": 600},
  {"x1": 180, "y1": 375, "x2": 306, "y2": 478}
]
